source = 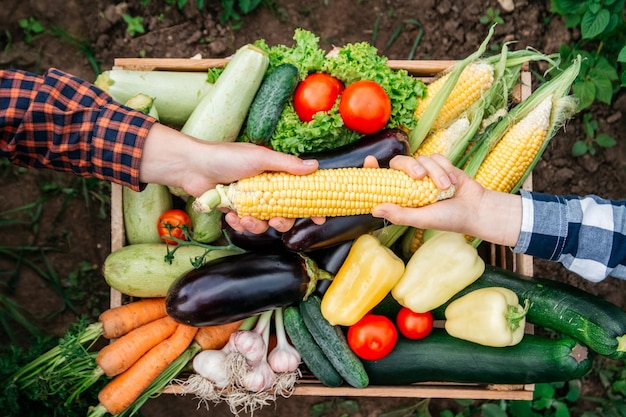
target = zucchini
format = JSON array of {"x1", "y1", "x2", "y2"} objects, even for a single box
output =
[
  {"x1": 185, "y1": 197, "x2": 223, "y2": 244},
  {"x1": 122, "y1": 184, "x2": 173, "y2": 245},
  {"x1": 246, "y1": 63, "x2": 299, "y2": 145},
  {"x1": 299, "y1": 295, "x2": 369, "y2": 388},
  {"x1": 181, "y1": 44, "x2": 269, "y2": 142},
  {"x1": 434, "y1": 265, "x2": 626, "y2": 359},
  {"x1": 94, "y1": 70, "x2": 213, "y2": 126},
  {"x1": 283, "y1": 305, "x2": 343, "y2": 387},
  {"x1": 103, "y1": 243, "x2": 239, "y2": 297},
  {"x1": 363, "y1": 329, "x2": 593, "y2": 385}
]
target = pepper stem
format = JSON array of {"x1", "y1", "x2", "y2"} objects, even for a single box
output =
[
  {"x1": 506, "y1": 298, "x2": 530, "y2": 331},
  {"x1": 299, "y1": 253, "x2": 334, "y2": 300}
]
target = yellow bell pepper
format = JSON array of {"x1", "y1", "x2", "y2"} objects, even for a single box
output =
[
  {"x1": 444, "y1": 286, "x2": 529, "y2": 347},
  {"x1": 391, "y1": 231, "x2": 485, "y2": 313},
  {"x1": 321, "y1": 234, "x2": 405, "y2": 326}
]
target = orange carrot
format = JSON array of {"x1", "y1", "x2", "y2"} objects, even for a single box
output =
[
  {"x1": 99, "y1": 298, "x2": 167, "y2": 339},
  {"x1": 96, "y1": 315, "x2": 179, "y2": 377},
  {"x1": 194, "y1": 320, "x2": 243, "y2": 350},
  {"x1": 96, "y1": 324, "x2": 198, "y2": 415}
]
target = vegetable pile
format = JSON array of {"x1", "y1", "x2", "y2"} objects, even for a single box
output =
[{"x1": 7, "y1": 27, "x2": 626, "y2": 417}]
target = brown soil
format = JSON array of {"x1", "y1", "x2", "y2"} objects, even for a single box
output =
[{"x1": 1, "y1": 1, "x2": 625, "y2": 416}]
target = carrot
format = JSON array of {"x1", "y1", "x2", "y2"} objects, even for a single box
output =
[
  {"x1": 194, "y1": 320, "x2": 243, "y2": 350},
  {"x1": 99, "y1": 297, "x2": 167, "y2": 339},
  {"x1": 94, "y1": 324, "x2": 198, "y2": 416},
  {"x1": 96, "y1": 315, "x2": 179, "y2": 377}
]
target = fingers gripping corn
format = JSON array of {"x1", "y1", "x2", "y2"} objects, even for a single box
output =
[{"x1": 194, "y1": 168, "x2": 455, "y2": 220}]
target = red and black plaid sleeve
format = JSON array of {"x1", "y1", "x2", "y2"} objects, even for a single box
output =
[{"x1": 0, "y1": 68, "x2": 157, "y2": 190}]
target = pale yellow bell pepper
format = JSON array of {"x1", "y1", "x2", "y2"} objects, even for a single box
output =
[
  {"x1": 444, "y1": 286, "x2": 529, "y2": 347},
  {"x1": 321, "y1": 234, "x2": 405, "y2": 326},
  {"x1": 391, "y1": 231, "x2": 485, "y2": 313}
]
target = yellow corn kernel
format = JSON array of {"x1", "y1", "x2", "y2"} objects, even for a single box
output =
[
  {"x1": 414, "y1": 117, "x2": 471, "y2": 158},
  {"x1": 224, "y1": 167, "x2": 455, "y2": 220},
  {"x1": 474, "y1": 96, "x2": 552, "y2": 193},
  {"x1": 415, "y1": 62, "x2": 494, "y2": 131},
  {"x1": 408, "y1": 228, "x2": 425, "y2": 254}
]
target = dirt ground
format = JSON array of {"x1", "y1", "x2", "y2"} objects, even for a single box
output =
[{"x1": 1, "y1": 0, "x2": 625, "y2": 416}]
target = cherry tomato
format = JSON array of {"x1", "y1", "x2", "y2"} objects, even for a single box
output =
[
  {"x1": 157, "y1": 209, "x2": 192, "y2": 245},
  {"x1": 293, "y1": 73, "x2": 344, "y2": 122},
  {"x1": 338, "y1": 80, "x2": 391, "y2": 134},
  {"x1": 347, "y1": 314, "x2": 398, "y2": 361},
  {"x1": 396, "y1": 307, "x2": 433, "y2": 340}
]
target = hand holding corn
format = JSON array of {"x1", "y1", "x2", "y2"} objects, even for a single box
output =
[{"x1": 193, "y1": 166, "x2": 455, "y2": 220}]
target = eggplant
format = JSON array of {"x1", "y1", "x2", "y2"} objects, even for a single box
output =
[
  {"x1": 166, "y1": 250, "x2": 331, "y2": 326},
  {"x1": 302, "y1": 127, "x2": 410, "y2": 169},
  {"x1": 282, "y1": 215, "x2": 384, "y2": 252},
  {"x1": 222, "y1": 220, "x2": 283, "y2": 250},
  {"x1": 282, "y1": 129, "x2": 408, "y2": 252}
]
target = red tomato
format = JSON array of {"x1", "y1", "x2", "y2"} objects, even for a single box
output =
[
  {"x1": 347, "y1": 314, "x2": 398, "y2": 361},
  {"x1": 293, "y1": 73, "x2": 344, "y2": 122},
  {"x1": 396, "y1": 307, "x2": 433, "y2": 340},
  {"x1": 157, "y1": 209, "x2": 191, "y2": 245},
  {"x1": 338, "y1": 80, "x2": 391, "y2": 134}
]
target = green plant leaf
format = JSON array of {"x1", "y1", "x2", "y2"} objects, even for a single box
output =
[
  {"x1": 572, "y1": 140, "x2": 589, "y2": 156},
  {"x1": 592, "y1": 76, "x2": 615, "y2": 104},
  {"x1": 238, "y1": 0, "x2": 263, "y2": 13},
  {"x1": 618, "y1": 45, "x2": 626, "y2": 62},
  {"x1": 573, "y1": 79, "x2": 596, "y2": 109},
  {"x1": 482, "y1": 403, "x2": 508, "y2": 417},
  {"x1": 553, "y1": 401, "x2": 571, "y2": 417},
  {"x1": 596, "y1": 133, "x2": 616, "y2": 148},
  {"x1": 564, "y1": 379, "x2": 582, "y2": 402},
  {"x1": 593, "y1": 55, "x2": 620, "y2": 81},
  {"x1": 580, "y1": 8, "x2": 610, "y2": 39},
  {"x1": 507, "y1": 400, "x2": 537, "y2": 417}
]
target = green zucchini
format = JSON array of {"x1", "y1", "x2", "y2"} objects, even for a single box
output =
[
  {"x1": 283, "y1": 305, "x2": 344, "y2": 387},
  {"x1": 94, "y1": 70, "x2": 213, "y2": 126},
  {"x1": 103, "y1": 243, "x2": 239, "y2": 297},
  {"x1": 181, "y1": 44, "x2": 269, "y2": 142},
  {"x1": 185, "y1": 197, "x2": 223, "y2": 244},
  {"x1": 122, "y1": 184, "x2": 173, "y2": 245},
  {"x1": 299, "y1": 295, "x2": 369, "y2": 388},
  {"x1": 433, "y1": 265, "x2": 626, "y2": 359},
  {"x1": 363, "y1": 329, "x2": 593, "y2": 385},
  {"x1": 246, "y1": 63, "x2": 299, "y2": 145}
]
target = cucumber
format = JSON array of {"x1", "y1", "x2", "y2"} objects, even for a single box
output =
[
  {"x1": 246, "y1": 63, "x2": 299, "y2": 145},
  {"x1": 122, "y1": 183, "x2": 173, "y2": 245},
  {"x1": 185, "y1": 197, "x2": 223, "y2": 244},
  {"x1": 181, "y1": 44, "x2": 269, "y2": 142},
  {"x1": 283, "y1": 306, "x2": 344, "y2": 387},
  {"x1": 103, "y1": 243, "x2": 239, "y2": 297},
  {"x1": 363, "y1": 329, "x2": 593, "y2": 385},
  {"x1": 299, "y1": 295, "x2": 369, "y2": 388},
  {"x1": 433, "y1": 265, "x2": 626, "y2": 359}
]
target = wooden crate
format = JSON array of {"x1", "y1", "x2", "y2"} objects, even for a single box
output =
[{"x1": 109, "y1": 58, "x2": 534, "y2": 401}]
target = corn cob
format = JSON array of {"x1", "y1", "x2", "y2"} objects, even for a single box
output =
[
  {"x1": 193, "y1": 168, "x2": 455, "y2": 220},
  {"x1": 414, "y1": 117, "x2": 471, "y2": 158},
  {"x1": 474, "y1": 96, "x2": 552, "y2": 193},
  {"x1": 414, "y1": 62, "x2": 494, "y2": 132}
]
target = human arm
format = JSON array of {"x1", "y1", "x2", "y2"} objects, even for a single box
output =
[
  {"x1": 515, "y1": 191, "x2": 626, "y2": 281},
  {"x1": 0, "y1": 68, "x2": 318, "y2": 233},
  {"x1": 372, "y1": 154, "x2": 626, "y2": 282},
  {"x1": 370, "y1": 154, "x2": 523, "y2": 247}
]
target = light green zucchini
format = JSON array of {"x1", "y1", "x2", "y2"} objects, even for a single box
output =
[
  {"x1": 181, "y1": 44, "x2": 269, "y2": 142},
  {"x1": 94, "y1": 70, "x2": 213, "y2": 126},
  {"x1": 122, "y1": 183, "x2": 173, "y2": 245},
  {"x1": 103, "y1": 243, "x2": 239, "y2": 297}
]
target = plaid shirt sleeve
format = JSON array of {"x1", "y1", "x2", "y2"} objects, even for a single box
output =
[
  {"x1": 0, "y1": 68, "x2": 157, "y2": 190},
  {"x1": 513, "y1": 189, "x2": 626, "y2": 282}
]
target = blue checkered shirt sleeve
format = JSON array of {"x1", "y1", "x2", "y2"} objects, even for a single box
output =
[{"x1": 513, "y1": 190, "x2": 626, "y2": 282}]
